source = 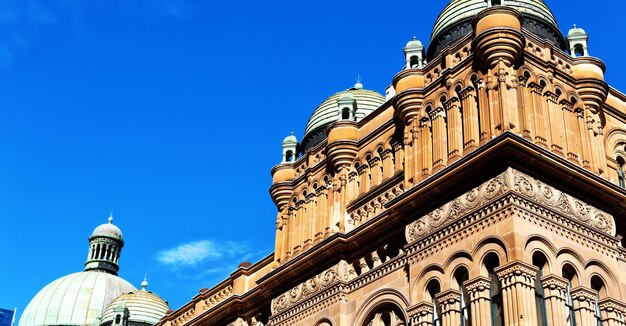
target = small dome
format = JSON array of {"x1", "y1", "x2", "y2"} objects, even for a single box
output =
[
  {"x1": 91, "y1": 217, "x2": 123, "y2": 241},
  {"x1": 100, "y1": 286, "x2": 169, "y2": 326},
  {"x1": 405, "y1": 37, "x2": 423, "y2": 48},
  {"x1": 428, "y1": 0, "x2": 564, "y2": 60},
  {"x1": 282, "y1": 132, "x2": 298, "y2": 145},
  {"x1": 568, "y1": 24, "x2": 586, "y2": 36},
  {"x1": 19, "y1": 271, "x2": 136, "y2": 326},
  {"x1": 301, "y1": 84, "x2": 385, "y2": 152}
]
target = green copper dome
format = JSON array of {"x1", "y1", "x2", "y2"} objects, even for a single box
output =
[
  {"x1": 19, "y1": 271, "x2": 136, "y2": 326},
  {"x1": 428, "y1": 0, "x2": 565, "y2": 59},
  {"x1": 301, "y1": 83, "x2": 385, "y2": 152}
]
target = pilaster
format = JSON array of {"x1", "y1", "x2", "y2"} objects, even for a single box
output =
[
  {"x1": 464, "y1": 276, "x2": 491, "y2": 326},
  {"x1": 570, "y1": 286, "x2": 599, "y2": 326},
  {"x1": 541, "y1": 274, "x2": 568, "y2": 326},
  {"x1": 435, "y1": 289, "x2": 462, "y2": 326},
  {"x1": 495, "y1": 260, "x2": 539, "y2": 326},
  {"x1": 599, "y1": 298, "x2": 626, "y2": 326}
]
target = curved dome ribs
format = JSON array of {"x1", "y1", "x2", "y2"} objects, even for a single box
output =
[
  {"x1": 428, "y1": 0, "x2": 565, "y2": 60},
  {"x1": 300, "y1": 85, "x2": 386, "y2": 153}
]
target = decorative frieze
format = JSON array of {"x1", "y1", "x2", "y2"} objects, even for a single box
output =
[
  {"x1": 271, "y1": 260, "x2": 354, "y2": 314},
  {"x1": 405, "y1": 168, "x2": 615, "y2": 244},
  {"x1": 349, "y1": 182, "x2": 404, "y2": 226}
]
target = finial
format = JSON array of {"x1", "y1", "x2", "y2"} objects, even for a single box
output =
[
  {"x1": 354, "y1": 75, "x2": 363, "y2": 89},
  {"x1": 413, "y1": 36, "x2": 417, "y2": 41},
  {"x1": 290, "y1": 132, "x2": 294, "y2": 136},
  {"x1": 573, "y1": 24, "x2": 577, "y2": 29},
  {"x1": 108, "y1": 211, "x2": 113, "y2": 224},
  {"x1": 141, "y1": 274, "x2": 148, "y2": 291}
]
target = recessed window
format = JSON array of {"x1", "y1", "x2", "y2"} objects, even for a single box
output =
[{"x1": 342, "y1": 107, "x2": 350, "y2": 120}]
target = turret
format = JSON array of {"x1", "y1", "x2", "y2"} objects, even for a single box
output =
[
  {"x1": 325, "y1": 121, "x2": 359, "y2": 173},
  {"x1": 85, "y1": 215, "x2": 124, "y2": 275},
  {"x1": 472, "y1": 6, "x2": 525, "y2": 68},
  {"x1": 404, "y1": 37, "x2": 425, "y2": 69},
  {"x1": 281, "y1": 133, "x2": 298, "y2": 163},
  {"x1": 567, "y1": 24, "x2": 590, "y2": 57}
]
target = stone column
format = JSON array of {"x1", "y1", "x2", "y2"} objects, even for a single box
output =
[
  {"x1": 419, "y1": 117, "x2": 432, "y2": 178},
  {"x1": 530, "y1": 83, "x2": 548, "y2": 148},
  {"x1": 495, "y1": 260, "x2": 539, "y2": 326},
  {"x1": 429, "y1": 107, "x2": 447, "y2": 173},
  {"x1": 570, "y1": 286, "x2": 599, "y2": 326},
  {"x1": 576, "y1": 108, "x2": 592, "y2": 169},
  {"x1": 445, "y1": 97, "x2": 463, "y2": 163},
  {"x1": 476, "y1": 79, "x2": 492, "y2": 145},
  {"x1": 545, "y1": 91, "x2": 565, "y2": 156},
  {"x1": 459, "y1": 86, "x2": 480, "y2": 153},
  {"x1": 465, "y1": 276, "x2": 491, "y2": 326},
  {"x1": 599, "y1": 298, "x2": 626, "y2": 326},
  {"x1": 436, "y1": 289, "x2": 462, "y2": 326},
  {"x1": 408, "y1": 302, "x2": 434, "y2": 326},
  {"x1": 541, "y1": 274, "x2": 569, "y2": 326}
]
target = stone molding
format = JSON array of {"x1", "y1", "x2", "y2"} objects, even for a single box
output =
[
  {"x1": 599, "y1": 298, "x2": 626, "y2": 324},
  {"x1": 436, "y1": 289, "x2": 462, "y2": 313},
  {"x1": 406, "y1": 168, "x2": 615, "y2": 245},
  {"x1": 349, "y1": 182, "x2": 404, "y2": 227},
  {"x1": 571, "y1": 286, "x2": 599, "y2": 311},
  {"x1": 271, "y1": 260, "x2": 353, "y2": 314}
]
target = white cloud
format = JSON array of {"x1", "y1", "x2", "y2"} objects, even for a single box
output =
[{"x1": 156, "y1": 240, "x2": 248, "y2": 267}]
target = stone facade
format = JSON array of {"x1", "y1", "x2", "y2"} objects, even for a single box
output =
[{"x1": 157, "y1": 4, "x2": 626, "y2": 326}]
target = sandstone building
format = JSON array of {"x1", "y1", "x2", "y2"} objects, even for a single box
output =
[{"x1": 158, "y1": 0, "x2": 626, "y2": 325}]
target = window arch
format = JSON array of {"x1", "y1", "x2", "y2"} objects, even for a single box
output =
[
  {"x1": 617, "y1": 156, "x2": 625, "y2": 188},
  {"x1": 574, "y1": 44, "x2": 585, "y2": 57},
  {"x1": 591, "y1": 275, "x2": 606, "y2": 325},
  {"x1": 426, "y1": 279, "x2": 441, "y2": 326},
  {"x1": 362, "y1": 303, "x2": 407, "y2": 326},
  {"x1": 342, "y1": 107, "x2": 350, "y2": 120},
  {"x1": 410, "y1": 56, "x2": 419, "y2": 68},
  {"x1": 484, "y1": 253, "x2": 504, "y2": 326},
  {"x1": 563, "y1": 264, "x2": 578, "y2": 326},
  {"x1": 532, "y1": 252, "x2": 549, "y2": 326},
  {"x1": 453, "y1": 267, "x2": 470, "y2": 326}
]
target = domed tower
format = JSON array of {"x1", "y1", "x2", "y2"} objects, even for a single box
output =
[
  {"x1": 19, "y1": 217, "x2": 136, "y2": 326},
  {"x1": 100, "y1": 278, "x2": 170, "y2": 326},
  {"x1": 428, "y1": 0, "x2": 564, "y2": 60},
  {"x1": 300, "y1": 82, "x2": 386, "y2": 152},
  {"x1": 85, "y1": 215, "x2": 124, "y2": 275}
]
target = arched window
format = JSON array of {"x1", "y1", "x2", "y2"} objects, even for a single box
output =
[
  {"x1": 453, "y1": 267, "x2": 470, "y2": 326},
  {"x1": 484, "y1": 253, "x2": 504, "y2": 326},
  {"x1": 563, "y1": 264, "x2": 578, "y2": 326},
  {"x1": 532, "y1": 252, "x2": 549, "y2": 326},
  {"x1": 491, "y1": 0, "x2": 502, "y2": 6},
  {"x1": 617, "y1": 157, "x2": 625, "y2": 188},
  {"x1": 591, "y1": 276, "x2": 606, "y2": 326},
  {"x1": 115, "y1": 314, "x2": 121, "y2": 325},
  {"x1": 362, "y1": 303, "x2": 406, "y2": 326},
  {"x1": 410, "y1": 56, "x2": 419, "y2": 68},
  {"x1": 342, "y1": 107, "x2": 350, "y2": 120},
  {"x1": 574, "y1": 44, "x2": 585, "y2": 57},
  {"x1": 285, "y1": 150, "x2": 294, "y2": 162},
  {"x1": 427, "y1": 279, "x2": 442, "y2": 326}
]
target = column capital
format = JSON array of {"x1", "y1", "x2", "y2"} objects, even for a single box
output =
[
  {"x1": 407, "y1": 301, "x2": 434, "y2": 325},
  {"x1": 436, "y1": 288, "x2": 462, "y2": 307},
  {"x1": 541, "y1": 274, "x2": 568, "y2": 300},
  {"x1": 571, "y1": 286, "x2": 599, "y2": 311},
  {"x1": 464, "y1": 276, "x2": 491, "y2": 302},
  {"x1": 599, "y1": 298, "x2": 626, "y2": 325},
  {"x1": 495, "y1": 260, "x2": 539, "y2": 288}
]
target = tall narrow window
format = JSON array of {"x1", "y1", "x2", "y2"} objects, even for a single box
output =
[
  {"x1": 285, "y1": 150, "x2": 294, "y2": 162},
  {"x1": 563, "y1": 264, "x2": 578, "y2": 326},
  {"x1": 617, "y1": 157, "x2": 625, "y2": 188},
  {"x1": 484, "y1": 253, "x2": 504, "y2": 326},
  {"x1": 454, "y1": 267, "x2": 471, "y2": 326},
  {"x1": 533, "y1": 252, "x2": 549, "y2": 326},
  {"x1": 591, "y1": 276, "x2": 606, "y2": 326},
  {"x1": 427, "y1": 279, "x2": 442, "y2": 326}
]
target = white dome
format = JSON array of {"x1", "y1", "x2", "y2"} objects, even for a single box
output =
[
  {"x1": 19, "y1": 271, "x2": 136, "y2": 326},
  {"x1": 100, "y1": 288, "x2": 169, "y2": 326},
  {"x1": 91, "y1": 218, "x2": 123, "y2": 241}
]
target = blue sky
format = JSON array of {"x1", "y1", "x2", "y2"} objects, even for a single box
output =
[{"x1": 1, "y1": 0, "x2": 625, "y2": 318}]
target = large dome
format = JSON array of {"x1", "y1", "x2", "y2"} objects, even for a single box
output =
[
  {"x1": 19, "y1": 271, "x2": 136, "y2": 326},
  {"x1": 428, "y1": 0, "x2": 565, "y2": 60},
  {"x1": 100, "y1": 283, "x2": 169, "y2": 326},
  {"x1": 301, "y1": 83, "x2": 386, "y2": 152}
]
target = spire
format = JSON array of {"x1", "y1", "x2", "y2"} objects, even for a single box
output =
[{"x1": 108, "y1": 211, "x2": 113, "y2": 224}]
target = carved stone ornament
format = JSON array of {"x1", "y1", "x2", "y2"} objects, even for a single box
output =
[
  {"x1": 271, "y1": 260, "x2": 354, "y2": 314},
  {"x1": 405, "y1": 168, "x2": 615, "y2": 244}
]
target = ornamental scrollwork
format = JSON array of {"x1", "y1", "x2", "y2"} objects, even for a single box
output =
[
  {"x1": 405, "y1": 168, "x2": 615, "y2": 244},
  {"x1": 271, "y1": 260, "x2": 354, "y2": 314}
]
